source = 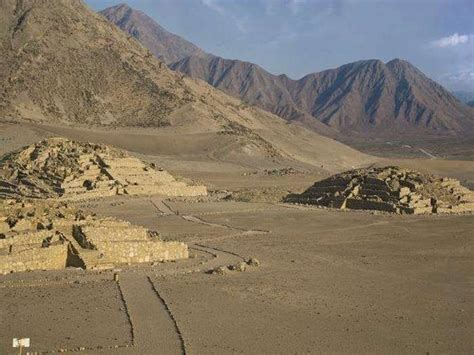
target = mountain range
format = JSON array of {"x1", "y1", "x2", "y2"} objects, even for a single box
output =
[
  {"x1": 0, "y1": 0, "x2": 370, "y2": 171},
  {"x1": 453, "y1": 91, "x2": 474, "y2": 107},
  {"x1": 101, "y1": 4, "x2": 474, "y2": 138}
]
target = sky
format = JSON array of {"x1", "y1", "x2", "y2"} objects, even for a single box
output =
[{"x1": 86, "y1": 0, "x2": 474, "y2": 91}]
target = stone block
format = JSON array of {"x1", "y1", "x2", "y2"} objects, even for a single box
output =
[{"x1": 399, "y1": 187, "x2": 411, "y2": 197}]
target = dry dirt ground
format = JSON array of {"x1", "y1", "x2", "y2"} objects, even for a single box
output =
[
  {"x1": 340, "y1": 135, "x2": 474, "y2": 161},
  {"x1": 1, "y1": 122, "x2": 473, "y2": 354}
]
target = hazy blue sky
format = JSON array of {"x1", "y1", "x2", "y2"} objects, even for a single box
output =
[{"x1": 86, "y1": 0, "x2": 473, "y2": 91}]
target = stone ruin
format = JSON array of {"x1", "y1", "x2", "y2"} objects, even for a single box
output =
[
  {"x1": 0, "y1": 137, "x2": 207, "y2": 200},
  {"x1": 0, "y1": 200, "x2": 188, "y2": 274},
  {"x1": 285, "y1": 166, "x2": 474, "y2": 214}
]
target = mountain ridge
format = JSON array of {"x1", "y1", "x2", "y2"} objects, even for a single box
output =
[
  {"x1": 99, "y1": 3, "x2": 208, "y2": 64},
  {"x1": 0, "y1": 0, "x2": 371, "y2": 172},
  {"x1": 172, "y1": 55, "x2": 474, "y2": 136},
  {"x1": 100, "y1": 3, "x2": 474, "y2": 138}
]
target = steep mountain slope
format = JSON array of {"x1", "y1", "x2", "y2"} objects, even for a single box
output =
[
  {"x1": 0, "y1": 0, "x2": 190, "y2": 126},
  {"x1": 0, "y1": 0, "x2": 371, "y2": 172},
  {"x1": 172, "y1": 56, "x2": 474, "y2": 136},
  {"x1": 100, "y1": 3, "x2": 208, "y2": 64},
  {"x1": 101, "y1": 4, "x2": 473, "y2": 138}
]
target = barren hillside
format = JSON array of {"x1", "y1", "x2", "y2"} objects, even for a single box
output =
[
  {"x1": 0, "y1": 0, "x2": 371, "y2": 172},
  {"x1": 172, "y1": 56, "x2": 474, "y2": 136},
  {"x1": 102, "y1": 3, "x2": 474, "y2": 139},
  {"x1": 100, "y1": 3, "x2": 208, "y2": 63}
]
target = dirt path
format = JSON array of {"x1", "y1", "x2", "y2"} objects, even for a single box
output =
[
  {"x1": 53, "y1": 198, "x2": 268, "y2": 354},
  {"x1": 149, "y1": 197, "x2": 175, "y2": 216},
  {"x1": 117, "y1": 275, "x2": 185, "y2": 354},
  {"x1": 419, "y1": 148, "x2": 438, "y2": 159}
]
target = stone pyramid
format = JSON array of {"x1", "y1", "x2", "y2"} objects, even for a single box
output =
[
  {"x1": 0, "y1": 138, "x2": 207, "y2": 200},
  {"x1": 0, "y1": 200, "x2": 188, "y2": 274},
  {"x1": 285, "y1": 166, "x2": 474, "y2": 214}
]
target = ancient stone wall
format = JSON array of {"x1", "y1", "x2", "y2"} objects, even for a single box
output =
[
  {"x1": 0, "y1": 245, "x2": 68, "y2": 274},
  {"x1": 0, "y1": 201, "x2": 189, "y2": 274},
  {"x1": 345, "y1": 198, "x2": 397, "y2": 213},
  {"x1": 0, "y1": 230, "x2": 56, "y2": 249},
  {"x1": 94, "y1": 241, "x2": 188, "y2": 264},
  {"x1": 72, "y1": 224, "x2": 188, "y2": 268},
  {"x1": 286, "y1": 166, "x2": 474, "y2": 215}
]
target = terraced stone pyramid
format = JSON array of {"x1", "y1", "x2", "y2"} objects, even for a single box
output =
[
  {"x1": 0, "y1": 138, "x2": 207, "y2": 200},
  {"x1": 285, "y1": 166, "x2": 474, "y2": 214},
  {"x1": 0, "y1": 200, "x2": 188, "y2": 274}
]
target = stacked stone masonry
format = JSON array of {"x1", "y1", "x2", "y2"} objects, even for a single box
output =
[
  {"x1": 0, "y1": 200, "x2": 188, "y2": 274},
  {"x1": 285, "y1": 166, "x2": 474, "y2": 215},
  {"x1": 0, "y1": 137, "x2": 207, "y2": 200}
]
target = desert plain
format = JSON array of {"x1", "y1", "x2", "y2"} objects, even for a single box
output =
[
  {"x1": 1, "y1": 0, "x2": 474, "y2": 353},
  {"x1": 0, "y1": 121, "x2": 472, "y2": 354}
]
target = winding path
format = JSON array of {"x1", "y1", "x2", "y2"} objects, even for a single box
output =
[{"x1": 43, "y1": 197, "x2": 268, "y2": 353}]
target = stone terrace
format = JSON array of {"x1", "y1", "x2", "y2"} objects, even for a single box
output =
[
  {"x1": 0, "y1": 200, "x2": 188, "y2": 274},
  {"x1": 285, "y1": 166, "x2": 474, "y2": 214},
  {"x1": 0, "y1": 137, "x2": 207, "y2": 200}
]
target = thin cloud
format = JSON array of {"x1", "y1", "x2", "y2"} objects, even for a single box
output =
[
  {"x1": 431, "y1": 33, "x2": 469, "y2": 48},
  {"x1": 200, "y1": 0, "x2": 249, "y2": 33},
  {"x1": 201, "y1": 0, "x2": 225, "y2": 15}
]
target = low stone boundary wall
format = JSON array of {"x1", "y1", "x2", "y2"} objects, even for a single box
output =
[{"x1": 98, "y1": 241, "x2": 188, "y2": 264}]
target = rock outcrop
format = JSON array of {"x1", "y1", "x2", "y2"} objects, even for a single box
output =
[
  {"x1": 0, "y1": 200, "x2": 188, "y2": 274},
  {"x1": 285, "y1": 166, "x2": 474, "y2": 214},
  {"x1": 0, "y1": 138, "x2": 207, "y2": 200}
]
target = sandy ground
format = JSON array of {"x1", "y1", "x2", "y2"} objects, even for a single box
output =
[{"x1": 1, "y1": 122, "x2": 473, "y2": 354}]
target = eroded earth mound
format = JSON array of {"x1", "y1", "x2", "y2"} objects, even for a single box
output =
[
  {"x1": 0, "y1": 200, "x2": 188, "y2": 274},
  {"x1": 0, "y1": 137, "x2": 207, "y2": 200},
  {"x1": 285, "y1": 166, "x2": 474, "y2": 214}
]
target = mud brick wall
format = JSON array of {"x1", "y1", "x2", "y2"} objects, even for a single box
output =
[{"x1": 0, "y1": 245, "x2": 68, "y2": 274}]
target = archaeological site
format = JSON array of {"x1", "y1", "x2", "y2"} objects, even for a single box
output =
[
  {"x1": 285, "y1": 166, "x2": 474, "y2": 214},
  {"x1": 0, "y1": 137, "x2": 207, "y2": 200},
  {"x1": 1, "y1": 0, "x2": 474, "y2": 352},
  {"x1": 0, "y1": 138, "x2": 203, "y2": 275},
  {"x1": 0, "y1": 200, "x2": 188, "y2": 274}
]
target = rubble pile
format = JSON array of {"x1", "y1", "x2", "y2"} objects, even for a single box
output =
[
  {"x1": 0, "y1": 200, "x2": 188, "y2": 274},
  {"x1": 285, "y1": 166, "x2": 474, "y2": 214},
  {"x1": 0, "y1": 138, "x2": 207, "y2": 200}
]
